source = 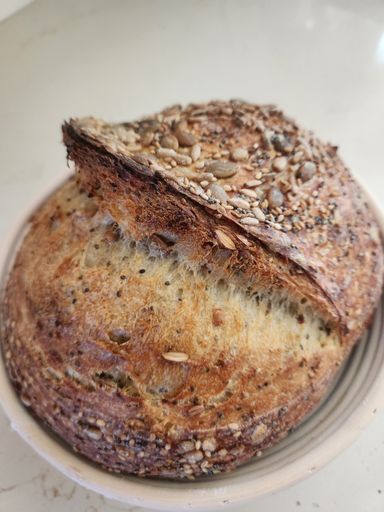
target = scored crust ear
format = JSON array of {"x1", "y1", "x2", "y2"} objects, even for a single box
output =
[
  {"x1": 62, "y1": 119, "x2": 342, "y2": 333},
  {"x1": 62, "y1": 104, "x2": 383, "y2": 347}
]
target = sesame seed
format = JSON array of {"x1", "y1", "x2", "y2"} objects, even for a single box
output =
[
  {"x1": 245, "y1": 179, "x2": 262, "y2": 188},
  {"x1": 162, "y1": 351, "x2": 189, "y2": 362},
  {"x1": 187, "y1": 405, "x2": 204, "y2": 416}
]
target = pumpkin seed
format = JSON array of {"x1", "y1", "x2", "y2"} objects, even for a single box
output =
[
  {"x1": 160, "y1": 134, "x2": 179, "y2": 150},
  {"x1": 205, "y1": 161, "x2": 238, "y2": 178}
]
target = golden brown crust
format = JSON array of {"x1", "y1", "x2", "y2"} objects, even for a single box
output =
[
  {"x1": 2, "y1": 179, "x2": 343, "y2": 479},
  {"x1": 1, "y1": 100, "x2": 383, "y2": 480},
  {"x1": 63, "y1": 100, "x2": 383, "y2": 342}
]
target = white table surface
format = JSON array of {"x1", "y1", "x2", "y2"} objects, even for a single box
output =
[{"x1": 1, "y1": 0, "x2": 384, "y2": 510}]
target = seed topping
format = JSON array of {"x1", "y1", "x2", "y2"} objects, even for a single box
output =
[{"x1": 162, "y1": 351, "x2": 189, "y2": 362}]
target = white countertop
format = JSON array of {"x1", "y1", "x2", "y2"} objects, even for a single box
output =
[{"x1": 1, "y1": 0, "x2": 384, "y2": 510}]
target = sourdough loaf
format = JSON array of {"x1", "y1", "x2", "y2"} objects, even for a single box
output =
[{"x1": 2, "y1": 100, "x2": 383, "y2": 479}]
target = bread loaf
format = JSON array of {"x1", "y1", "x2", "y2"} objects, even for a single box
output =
[{"x1": 2, "y1": 100, "x2": 383, "y2": 479}]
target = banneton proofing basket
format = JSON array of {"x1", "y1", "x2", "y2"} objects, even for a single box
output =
[{"x1": 0, "y1": 175, "x2": 384, "y2": 512}]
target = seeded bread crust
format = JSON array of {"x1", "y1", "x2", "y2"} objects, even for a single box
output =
[
  {"x1": 2, "y1": 100, "x2": 383, "y2": 479},
  {"x1": 64, "y1": 101, "x2": 383, "y2": 342}
]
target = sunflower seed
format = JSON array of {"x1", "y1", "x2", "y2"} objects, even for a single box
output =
[
  {"x1": 173, "y1": 153, "x2": 192, "y2": 165},
  {"x1": 140, "y1": 130, "x2": 154, "y2": 146},
  {"x1": 131, "y1": 152, "x2": 156, "y2": 165},
  {"x1": 209, "y1": 183, "x2": 228, "y2": 203},
  {"x1": 262, "y1": 130, "x2": 273, "y2": 150},
  {"x1": 173, "y1": 167, "x2": 199, "y2": 179},
  {"x1": 229, "y1": 197, "x2": 250, "y2": 209},
  {"x1": 162, "y1": 352, "x2": 189, "y2": 362},
  {"x1": 297, "y1": 161, "x2": 316, "y2": 182},
  {"x1": 191, "y1": 144, "x2": 201, "y2": 162},
  {"x1": 292, "y1": 151, "x2": 304, "y2": 164},
  {"x1": 205, "y1": 161, "x2": 238, "y2": 178},
  {"x1": 298, "y1": 137, "x2": 313, "y2": 159},
  {"x1": 186, "y1": 450, "x2": 204, "y2": 463},
  {"x1": 215, "y1": 229, "x2": 236, "y2": 250},
  {"x1": 197, "y1": 172, "x2": 215, "y2": 182},
  {"x1": 114, "y1": 127, "x2": 139, "y2": 144},
  {"x1": 272, "y1": 156, "x2": 288, "y2": 172},
  {"x1": 157, "y1": 147, "x2": 177, "y2": 158},
  {"x1": 178, "y1": 440, "x2": 195, "y2": 453},
  {"x1": 160, "y1": 134, "x2": 179, "y2": 150},
  {"x1": 240, "y1": 217, "x2": 259, "y2": 226},
  {"x1": 230, "y1": 147, "x2": 249, "y2": 162},
  {"x1": 202, "y1": 439, "x2": 217, "y2": 452},
  {"x1": 174, "y1": 123, "x2": 196, "y2": 147},
  {"x1": 150, "y1": 161, "x2": 165, "y2": 171},
  {"x1": 267, "y1": 187, "x2": 284, "y2": 208},
  {"x1": 253, "y1": 207, "x2": 266, "y2": 221},
  {"x1": 240, "y1": 188, "x2": 258, "y2": 199},
  {"x1": 271, "y1": 134, "x2": 294, "y2": 154}
]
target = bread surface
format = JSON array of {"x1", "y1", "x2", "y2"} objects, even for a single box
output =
[{"x1": 2, "y1": 100, "x2": 383, "y2": 479}]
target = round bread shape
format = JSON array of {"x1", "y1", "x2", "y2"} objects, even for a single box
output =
[{"x1": 1, "y1": 100, "x2": 383, "y2": 480}]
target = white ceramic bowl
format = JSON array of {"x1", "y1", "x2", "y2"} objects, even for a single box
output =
[{"x1": 0, "y1": 178, "x2": 383, "y2": 512}]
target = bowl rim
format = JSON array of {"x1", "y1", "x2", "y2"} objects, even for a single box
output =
[{"x1": 0, "y1": 174, "x2": 383, "y2": 512}]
